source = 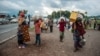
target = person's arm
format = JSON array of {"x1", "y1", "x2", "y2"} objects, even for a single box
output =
[
  {"x1": 18, "y1": 17, "x2": 22, "y2": 25},
  {"x1": 64, "y1": 21, "x2": 66, "y2": 27},
  {"x1": 72, "y1": 23, "x2": 76, "y2": 30},
  {"x1": 39, "y1": 22, "x2": 42, "y2": 28}
]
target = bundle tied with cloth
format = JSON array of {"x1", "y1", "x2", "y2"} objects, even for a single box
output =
[{"x1": 40, "y1": 21, "x2": 48, "y2": 30}]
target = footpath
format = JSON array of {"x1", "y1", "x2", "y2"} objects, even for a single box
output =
[{"x1": 0, "y1": 26, "x2": 100, "y2": 56}]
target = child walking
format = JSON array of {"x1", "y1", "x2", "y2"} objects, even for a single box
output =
[{"x1": 58, "y1": 19, "x2": 66, "y2": 42}]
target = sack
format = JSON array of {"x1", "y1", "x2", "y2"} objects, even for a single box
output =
[
  {"x1": 40, "y1": 22, "x2": 46, "y2": 28},
  {"x1": 80, "y1": 39, "x2": 86, "y2": 46},
  {"x1": 43, "y1": 26, "x2": 48, "y2": 30}
]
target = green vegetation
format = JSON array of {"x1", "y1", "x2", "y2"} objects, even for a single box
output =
[
  {"x1": 48, "y1": 10, "x2": 71, "y2": 19},
  {"x1": 29, "y1": 27, "x2": 34, "y2": 31},
  {"x1": 97, "y1": 19, "x2": 100, "y2": 24}
]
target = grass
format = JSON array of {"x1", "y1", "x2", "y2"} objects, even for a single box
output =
[
  {"x1": 97, "y1": 20, "x2": 100, "y2": 24},
  {"x1": 29, "y1": 27, "x2": 34, "y2": 31}
]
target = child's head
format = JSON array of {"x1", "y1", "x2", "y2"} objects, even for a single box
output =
[
  {"x1": 61, "y1": 19, "x2": 64, "y2": 22},
  {"x1": 39, "y1": 18, "x2": 43, "y2": 22},
  {"x1": 34, "y1": 19, "x2": 39, "y2": 24}
]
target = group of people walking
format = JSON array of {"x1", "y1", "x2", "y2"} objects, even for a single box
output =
[
  {"x1": 17, "y1": 11, "x2": 86, "y2": 52},
  {"x1": 57, "y1": 17, "x2": 86, "y2": 52},
  {"x1": 17, "y1": 10, "x2": 54, "y2": 48}
]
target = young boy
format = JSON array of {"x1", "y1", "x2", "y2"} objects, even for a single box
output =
[
  {"x1": 17, "y1": 27, "x2": 25, "y2": 48},
  {"x1": 59, "y1": 19, "x2": 66, "y2": 42}
]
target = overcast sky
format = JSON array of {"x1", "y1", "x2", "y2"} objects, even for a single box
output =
[{"x1": 0, "y1": 0, "x2": 100, "y2": 16}]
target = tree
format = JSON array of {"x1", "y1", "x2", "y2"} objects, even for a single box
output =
[
  {"x1": 52, "y1": 11, "x2": 57, "y2": 18},
  {"x1": 48, "y1": 10, "x2": 71, "y2": 19},
  {"x1": 64, "y1": 10, "x2": 70, "y2": 18},
  {"x1": 48, "y1": 15, "x2": 52, "y2": 18},
  {"x1": 56, "y1": 11, "x2": 61, "y2": 18},
  {"x1": 12, "y1": 15, "x2": 16, "y2": 18}
]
